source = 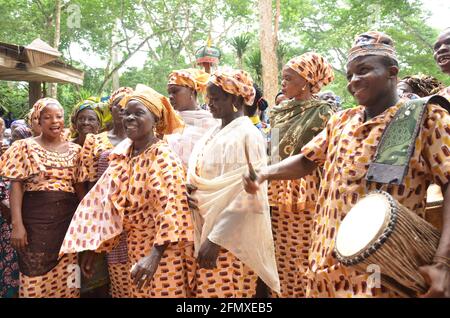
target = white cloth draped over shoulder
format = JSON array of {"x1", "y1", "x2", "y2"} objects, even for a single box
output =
[
  {"x1": 187, "y1": 116, "x2": 280, "y2": 293},
  {"x1": 166, "y1": 109, "x2": 219, "y2": 167}
]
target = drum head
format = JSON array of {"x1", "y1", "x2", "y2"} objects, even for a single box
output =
[
  {"x1": 427, "y1": 184, "x2": 443, "y2": 207},
  {"x1": 336, "y1": 193, "x2": 391, "y2": 258}
]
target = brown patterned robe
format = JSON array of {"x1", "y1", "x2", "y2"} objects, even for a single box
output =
[{"x1": 301, "y1": 102, "x2": 450, "y2": 297}]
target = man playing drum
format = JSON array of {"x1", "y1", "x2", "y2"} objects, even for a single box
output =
[
  {"x1": 423, "y1": 28, "x2": 450, "y2": 231},
  {"x1": 243, "y1": 30, "x2": 450, "y2": 298}
]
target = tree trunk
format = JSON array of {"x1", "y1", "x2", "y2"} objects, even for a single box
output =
[
  {"x1": 274, "y1": 0, "x2": 280, "y2": 48},
  {"x1": 49, "y1": 0, "x2": 61, "y2": 98},
  {"x1": 29, "y1": 82, "x2": 42, "y2": 109},
  {"x1": 97, "y1": 35, "x2": 154, "y2": 94},
  {"x1": 238, "y1": 57, "x2": 243, "y2": 70},
  {"x1": 258, "y1": 0, "x2": 278, "y2": 106}
]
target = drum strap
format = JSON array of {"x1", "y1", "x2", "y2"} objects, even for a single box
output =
[{"x1": 366, "y1": 95, "x2": 450, "y2": 185}]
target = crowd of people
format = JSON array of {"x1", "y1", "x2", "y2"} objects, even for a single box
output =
[{"x1": 0, "y1": 27, "x2": 449, "y2": 298}]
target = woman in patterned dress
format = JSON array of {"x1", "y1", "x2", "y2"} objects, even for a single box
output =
[
  {"x1": 26, "y1": 109, "x2": 42, "y2": 137},
  {"x1": 186, "y1": 68, "x2": 280, "y2": 298},
  {"x1": 0, "y1": 117, "x2": 19, "y2": 298},
  {"x1": 68, "y1": 98, "x2": 111, "y2": 298},
  {"x1": 70, "y1": 99, "x2": 103, "y2": 146},
  {"x1": 267, "y1": 52, "x2": 335, "y2": 297},
  {"x1": 166, "y1": 68, "x2": 218, "y2": 168},
  {"x1": 0, "y1": 119, "x2": 32, "y2": 298},
  {"x1": 0, "y1": 98, "x2": 85, "y2": 298},
  {"x1": 0, "y1": 190, "x2": 19, "y2": 298},
  {"x1": 60, "y1": 84, "x2": 196, "y2": 298},
  {"x1": 78, "y1": 87, "x2": 134, "y2": 298}
]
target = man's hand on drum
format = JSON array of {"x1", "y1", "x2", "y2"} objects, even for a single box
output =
[{"x1": 419, "y1": 261, "x2": 450, "y2": 298}]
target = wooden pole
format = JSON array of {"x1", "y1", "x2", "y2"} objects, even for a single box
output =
[{"x1": 29, "y1": 82, "x2": 42, "y2": 108}]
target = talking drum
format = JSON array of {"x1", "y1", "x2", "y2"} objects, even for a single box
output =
[{"x1": 335, "y1": 191, "x2": 441, "y2": 297}]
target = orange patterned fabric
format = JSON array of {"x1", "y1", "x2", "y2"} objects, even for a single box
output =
[
  {"x1": 108, "y1": 262, "x2": 132, "y2": 298},
  {"x1": 0, "y1": 138, "x2": 81, "y2": 193},
  {"x1": 108, "y1": 87, "x2": 134, "y2": 109},
  {"x1": 210, "y1": 68, "x2": 256, "y2": 106},
  {"x1": 19, "y1": 253, "x2": 79, "y2": 298},
  {"x1": 268, "y1": 171, "x2": 320, "y2": 298},
  {"x1": 348, "y1": 31, "x2": 397, "y2": 64},
  {"x1": 28, "y1": 98, "x2": 62, "y2": 124},
  {"x1": 168, "y1": 68, "x2": 210, "y2": 94},
  {"x1": 188, "y1": 116, "x2": 278, "y2": 295},
  {"x1": 119, "y1": 84, "x2": 184, "y2": 136},
  {"x1": 286, "y1": 52, "x2": 335, "y2": 94},
  {"x1": 60, "y1": 139, "x2": 195, "y2": 297},
  {"x1": 78, "y1": 132, "x2": 114, "y2": 182},
  {"x1": 78, "y1": 131, "x2": 132, "y2": 297},
  {"x1": 194, "y1": 248, "x2": 257, "y2": 298},
  {"x1": 268, "y1": 97, "x2": 331, "y2": 298},
  {"x1": 300, "y1": 101, "x2": 450, "y2": 297},
  {"x1": 61, "y1": 128, "x2": 71, "y2": 141},
  {"x1": 128, "y1": 235, "x2": 196, "y2": 298}
]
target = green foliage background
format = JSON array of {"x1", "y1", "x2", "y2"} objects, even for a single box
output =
[{"x1": 0, "y1": 0, "x2": 448, "y2": 121}]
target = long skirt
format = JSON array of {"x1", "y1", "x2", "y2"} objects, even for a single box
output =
[
  {"x1": 20, "y1": 253, "x2": 79, "y2": 298},
  {"x1": 107, "y1": 232, "x2": 132, "y2": 298},
  {"x1": 108, "y1": 262, "x2": 132, "y2": 298},
  {"x1": 269, "y1": 178, "x2": 315, "y2": 298},
  {"x1": 194, "y1": 248, "x2": 258, "y2": 298},
  {"x1": 126, "y1": 228, "x2": 196, "y2": 298},
  {"x1": 18, "y1": 191, "x2": 80, "y2": 298}
]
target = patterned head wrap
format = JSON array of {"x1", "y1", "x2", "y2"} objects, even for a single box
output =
[
  {"x1": 119, "y1": 84, "x2": 184, "y2": 135},
  {"x1": 399, "y1": 74, "x2": 445, "y2": 98},
  {"x1": 209, "y1": 67, "x2": 256, "y2": 106},
  {"x1": 10, "y1": 120, "x2": 32, "y2": 140},
  {"x1": 286, "y1": 52, "x2": 335, "y2": 94},
  {"x1": 70, "y1": 97, "x2": 106, "y2": 138},
  {"x1": 108, "y1": 87, "x2": 134, "y2": 109},
  {"x1": 348, "y1": 31, "x2": 398, "y2": 64},
  {"x1": 168, "y1": 68, "x2": 210, "y2": 94},
  {"x1": 29, "y1": 98, "x2": 63, "y2": 125}
]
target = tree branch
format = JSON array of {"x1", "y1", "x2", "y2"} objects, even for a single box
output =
[
  {"x1": 97, "y1": 27, "x2": 173, "y2": 94},
  {"x1": 397, "y1": 14, "x2": 433, "y2": 51},
  {"x1": 120, "y1": 0, "x2": 132, "y2": 55}
]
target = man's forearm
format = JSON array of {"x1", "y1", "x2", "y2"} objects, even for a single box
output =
[{"x1": 262, "y1": 154, "x2": 317, "y2": 181}]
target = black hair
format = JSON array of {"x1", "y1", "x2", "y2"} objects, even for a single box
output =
[
  {"x1": 245, "y1": 84, "x2": 268, "y2": 117},
  {"x1": 275, "y1": 90, "x2": 284, "y2": 101}
]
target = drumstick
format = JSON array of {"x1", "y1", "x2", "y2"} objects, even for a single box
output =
[{"x1": 244, "y1": 139, "x2": 257, "y2": 182}]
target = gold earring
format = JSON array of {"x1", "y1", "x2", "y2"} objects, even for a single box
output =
[
  {"x1": 301, "y1": 85, "x2": 307, "y2": 91},
  {"x1": 232, "y1": 104, "x2": 238, "y2": 112}
]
